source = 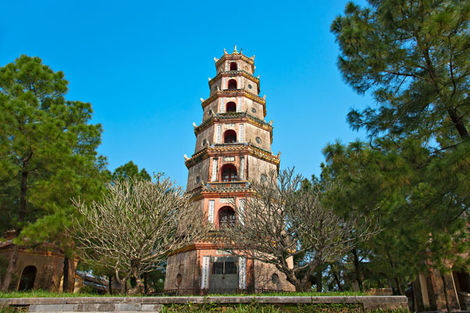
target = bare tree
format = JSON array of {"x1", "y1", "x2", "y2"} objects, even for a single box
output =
[
  {"x1": 71, "y1": 176, "x2": 206, "y2": 294},
  {"x1": 224, "y1": 168, "x2": 377, "y2": 292}
]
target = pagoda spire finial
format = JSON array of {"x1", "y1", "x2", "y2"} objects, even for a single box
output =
[{"x1": 233, "y1": 45, "x2": 238, "y2": 54}]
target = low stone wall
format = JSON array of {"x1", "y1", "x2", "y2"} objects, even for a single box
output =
[{"x1": 0, "y1": 296, "x2": 408, "y2": 312}]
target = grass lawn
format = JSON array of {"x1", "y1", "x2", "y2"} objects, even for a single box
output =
[{"x1": 0, "y1": 290, "x2": 365, "y2": 298}]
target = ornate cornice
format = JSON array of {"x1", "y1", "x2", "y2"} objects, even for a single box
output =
[
  {"x1": 168, "y1": 239, "x2": 234, "y2": 256},
  {"x1": 215, "y1": 53, "x2": 255, "y2": 70},
  {"x1": 189, "y1": 181, "x2": 254, "y2": 198},
  {"x1": 194, "y1": 112, "x2": 272, "y2": 137},
  {"x1": 201, "y1": 90, "x2": 266, "y2": 117},
  {"x1": 209, "y1": 70, "x2": 259, "y2": 87},
  {"x1": 185, "y1": 143, "x2": 280, "y2": 169}
]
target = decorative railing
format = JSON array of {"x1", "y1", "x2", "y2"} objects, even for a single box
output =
[
  {"x1": 194, "y1": 112, "x2": 271, "y2": 134},
  {"x1": 201, "y1": 90, "x2": 266, "y2": 108},
  {"x1": 203, "y1": 181, "x2": 251, "y2": 191}
]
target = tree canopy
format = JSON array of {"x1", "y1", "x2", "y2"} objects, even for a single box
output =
[
  {"x1": 0, "y1": 55, "x2": 108, "y2": 290},
  {"x1": 331, "y1": 0, "x2": 470, "y2": 143},
  {"x1": 112, "y1": 161, "x2": 151, "y2": 182},
  {"x1": 72, "y1": 176, "x2": 207, "y2": 294},
  {"x1": 327, "y1": 0, "x2": 470, "y2": 294},
  {"x1": 0, "y1": 55, "x2": 107, "y2": 238},
  {"x1": 223, "y1": 169, "x2": 376, "y2": 292}
]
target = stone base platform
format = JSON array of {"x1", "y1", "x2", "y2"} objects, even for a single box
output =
[{"x1": 0, "y1": 296, "x2": 408, "y2": 312}]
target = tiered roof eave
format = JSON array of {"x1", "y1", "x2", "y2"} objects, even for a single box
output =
[
  {"x1": 194, "y1": 112, "x2": 273, "y2": 142},
  {"x1": 214, "y1": 49, "x2": 255, "y2": 72},
  {"x1": 185, "y1": 143, "x2": 280, "y2": 169},
  {"x1": 201, "y1": 90, "x2": 267, "y2": 117}
]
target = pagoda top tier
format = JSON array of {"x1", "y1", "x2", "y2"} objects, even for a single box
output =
[{"x1": 214, "y1": 46, "x2": 255, "y2": 75}]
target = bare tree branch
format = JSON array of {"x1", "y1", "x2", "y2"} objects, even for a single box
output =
[
  {"x1": 70, "y1": 176, "x2": 207, "y2": 294},
  {"x1": 223, "y1": 168, "x2": 378, "y2": 291}
]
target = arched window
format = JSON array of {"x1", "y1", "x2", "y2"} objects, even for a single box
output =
[
  {"x1": 18, "y1": 266, "x2": 36, "y2": 291},
  {"x1": 224, "y1": 130, "x2": 237, "y2": 143},
  {"x1": 230, "y1": 62, "x2": 238, "y2": 71},
  {"x1": 218, "y1": 206, "x2": 236, "y2": 228},
  {"x1": 226, "y1": 102, "x2": 236, "y2": 112},
  {"x1": 176, "y1": 273, "x2": 182, "y2": 288},
  {"x1": 221, "y1": 164, "x2": 237, "y2": 182},
  {"x1": 228, "y1": 79, "x2": 237, "y2": 90}
]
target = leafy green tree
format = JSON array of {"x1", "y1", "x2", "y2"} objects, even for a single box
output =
[
  {"x1": 322, "y1": 138, "x2": 469, "y2": 294},
  {"x1": 0, "y1": 55, "x2": 108, "y2": 291},
  {"x1": 329, "y1": 0, "x2": 470, "y2": 298},
  {"x1": 112, "y1": 161, "x2": 151, "y2": 182},
  {"x1": 331, "y1": 0, "x2": 469, "y2": 143}
]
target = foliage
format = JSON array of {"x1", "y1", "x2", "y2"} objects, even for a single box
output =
[
  {"x1": 162, "y1": 303, "x2": 363, "y2": 313},
  {"x1": 0, "y1": 306, "x2": 27, "y2": 313},
  {"x1": 0, "y1": 54, "x2": 108, "y2": 235},
  {"x1": 112, "y1": 161, "x2": 151, "y2": 182},
  {"x1": 331, "y1": 0, "x2": 470, "y2": 143},
  {"x1": 0, "y1": 55, "x2": 108, "y2": 291},
  {"x1": 328, "y1": 0, "x2": 470, "y2": 295},
  {"x1": 322, "y1": 139, "x2": 470, "y2": 293},
  {"x1": 71, "y1": 176, "x2": 208, "y2": 294},
  {"x1": 223, "y1": 168, "x2": 377, "y2": 292}
]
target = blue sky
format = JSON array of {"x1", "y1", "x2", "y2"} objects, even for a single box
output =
[{"x1": 1, "y1": 0, "x2": 372, "y2": 187}]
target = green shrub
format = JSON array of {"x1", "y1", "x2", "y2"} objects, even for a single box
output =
[{"x1": 162, "y1": 303, "x2": 363, "y2": 313}]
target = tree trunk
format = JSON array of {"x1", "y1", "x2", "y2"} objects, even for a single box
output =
[
  {"x1": 385, "y1": 250, "x2": 403, "y2": 294},
  {"x1": 130, "y1": 276, "x2": 144, "y2": 295},
  {"x1": 108, "y1": 275, "x2": 113, "y2": 295},
  {"x1": 122, "y1": 279, "x2": 128, "y2": 294},
  {"x1": 441, "y1": 272, "x2": 451, "y2": 313},
  {"x1": 394, "y1": 277, "x2": 403, "y2": 295},
  {"x1": 113, "y1": 267, "x2": 129, "y2": 295},
  {"x1": 331, "y1": 265, "x2": 343, "y2": 291},
  {"x1": 447, "y1": 108, "x2": 469, "y2": 139},
  {"x1": 292, "y1": 274, "x2": 314, "y2": 292},
  {"x1": 1, "y1": 245, "x2": 19, "y2": 291},
  {"x1": 294, "y1": 281, "x2": 312, "y2": 292},
  {"x1": 315, "y1": 269, "x2": 322, "y2": 292},
  {"x1": 143, "y1": 273, "x2": 148, "y2": 295},
  {"x1": 19, "y1": 165, "x2": 30, "y2": 223},
  {"x1": 351, "y1": 249, "x2": 363, "y2": 291},
  {"x1": 128, "y1": 267, "x2": 144, "y2": 295},
  {"x1": 62, "y1": 256, "x2": 69, "y2": 292}
]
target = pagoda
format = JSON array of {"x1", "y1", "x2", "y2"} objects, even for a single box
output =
[{"x1": 164, "y1": 47, "x2": 294, "y2": 294}]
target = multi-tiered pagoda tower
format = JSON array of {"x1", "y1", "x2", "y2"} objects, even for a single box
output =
[{"x1": 164, "y1": 48, "x2": 294, "y2": 294}]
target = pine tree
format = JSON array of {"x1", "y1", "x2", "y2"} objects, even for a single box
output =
[
  {"x1": 328, "y1": 1, "x2": 470, "y2": 296},
  {"x1": 0, "y1": 55, "x2": 108, "y2": 291}
]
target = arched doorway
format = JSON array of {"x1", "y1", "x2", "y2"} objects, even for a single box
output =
[
  {"x1": 220, "y1": 164, "x2": 237, "y2": 182},
  {"x1": 18, "y1": 266, "x2": 37, "y2": 291},
  {"x1": 228, "y1": 79, "x2": 237, "y2": 90},
  {"x1": 226, "y1": 102, "x2": 236, "y2": 112},
  {"x1": 224, "y1": 130, "x2": 237, "y2": 143}
]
